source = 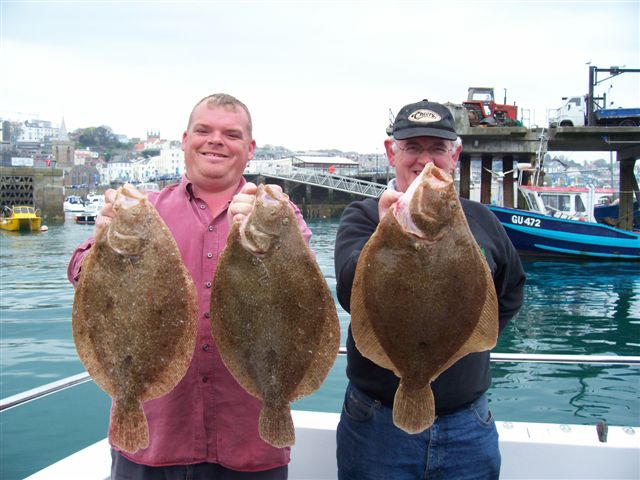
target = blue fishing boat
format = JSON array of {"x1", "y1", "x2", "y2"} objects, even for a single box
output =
[{"x1": 487, "y1": 205, "x2": 640, "y2": 260}]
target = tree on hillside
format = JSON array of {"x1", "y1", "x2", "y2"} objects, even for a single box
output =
[{"x1": 73, "y1": 125, "x2": 121, "y2": 149}]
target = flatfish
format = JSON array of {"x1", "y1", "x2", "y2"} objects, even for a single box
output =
[
  {"x1": 350, "y1": 163, "x2": 498, "y2": 433},
  {"x1": 72, "y1": 184, "x2": 197, "y2": 453},
  {"x1": 211, "y1": 185, "x2": 340, "y2": 448}
]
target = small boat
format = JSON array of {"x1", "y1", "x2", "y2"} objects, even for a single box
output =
[
  {"x1": 594, "y1": 199, "x2": 640, "y2": 230},
  {"x1": 63, "y1": 196, "x2": 85, "y2": 213},
  {"x1": 488, "y1": 204, "x2": 640, "y2": 260},
  {"x1": 0, "y1": 205, "x2": 42, "y2": 232},
  {"x1": 74, "y1": 213, "x2": 96, "y2": 225},
  {"x1": 74, "y1": 202, "x2": 102, "y2": 225},
  {"x1": 84, "y1": 193, "x2": 105, "y2": 209}
]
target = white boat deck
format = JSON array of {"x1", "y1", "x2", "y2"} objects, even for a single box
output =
[{"x1": 25, "y1": 411, "x2": 639, "y2": 480}]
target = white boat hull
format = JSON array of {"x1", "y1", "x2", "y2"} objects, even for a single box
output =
[{"x1": 24, "y1": 411, "x2": 639, "y2": 480}]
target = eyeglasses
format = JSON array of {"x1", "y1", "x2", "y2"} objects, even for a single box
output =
[{"x1": 395, "y1": 142, "x2": 452, "y2": 160}]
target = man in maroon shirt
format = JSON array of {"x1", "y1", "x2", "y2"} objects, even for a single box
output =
[{"x1": 68, "y1": 94, "x2": 311, "y2": 479}]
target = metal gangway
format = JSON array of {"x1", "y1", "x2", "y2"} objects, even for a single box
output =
[{"x1": 246, "y1": 165, "x2": 386, "y2": 198}]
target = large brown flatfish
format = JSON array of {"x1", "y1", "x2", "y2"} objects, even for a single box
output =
[
  {"x1": 211, "y1": 185, "x2": 340, "y2": 448},
  {"x1": 350, "y1": 163, "x2": 498, "y2": 433},
  {"x1": 72, "y1": 184, "x2": 197, "y2": 453}
]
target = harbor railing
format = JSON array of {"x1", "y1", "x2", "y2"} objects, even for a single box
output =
[{"x1": 2, "y1": 351, "x2": 639, "y2": 412}]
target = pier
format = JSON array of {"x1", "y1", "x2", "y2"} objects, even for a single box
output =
[
  {"x1": 246, "y1": 165, "x2": 386, "y2": 198},
  {"x1": 456, "y1": 126, "x2": 639, "y2": 231}
]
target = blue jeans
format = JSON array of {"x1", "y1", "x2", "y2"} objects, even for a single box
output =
[{"x1": 336, "y1": 383, "x2": 500, "y2": 480}]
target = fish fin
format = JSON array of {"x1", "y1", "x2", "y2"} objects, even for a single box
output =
[
  {"x1": 109, "y1": 398, "x2": 149, "y2": 453},
  {"x1": 473, "y1": 264, "x2": 500, "y2": 350},
  {"x1": 392, "y1": 381, "x2": 435, "y2": 434},
  {"x1": 435, "y1": 261, "x2": 499, "y2": 377},
  {"x1": 458, "y1": 263, "x2": 499, "y2": 354},
  {"x1": 259, "y1": 403, "x2": 295, "y2": 448},
  {"x1": 292, "y1": 307, "x2": 341, "y2": 400},
  {"x1": 350, "y1": 260, "x2": 396, "y2": 372},
  {"x1": 351, "y1": 304, "x2": 396, "y2": 371},
  {"x1": 72, "y1": 270, "x2": 117, "y2": 397}
]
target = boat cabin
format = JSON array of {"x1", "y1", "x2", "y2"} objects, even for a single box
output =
[
  {"x1": 518, "y1": 185, "x2": 615, "y2": 223},
  {"x1": 63, "y1": 196, "x2": 85, "y2": 213}
]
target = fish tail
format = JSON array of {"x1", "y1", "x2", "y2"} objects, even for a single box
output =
[
  {"x1": 109, "y1": 399, "x2": 149, "y2": 453},
  {"x1": 259, "y1": 403, "x2": 295, "y2": 448},
  {"x1": 392, "y1": 381, "x2": 435, "y2": 434}
]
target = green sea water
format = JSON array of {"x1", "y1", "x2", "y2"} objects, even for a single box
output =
[{"x1": 1, "y1": 220, "x2": 639, "y2": 479}]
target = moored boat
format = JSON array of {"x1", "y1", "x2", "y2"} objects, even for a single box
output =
[
  {"x1": 74, "y1": 213, "x2": 97, "y2": 225},
  {"x1": 74, "y1": 202, "x2": 102, "y2": 225},
  {"x1": 0, "y1": 205, "x2": 42, "y2": 232},
  {"x1": 594, "y1": 199, "x2": 640, "y2": 229},
  {"x1": 63, "y1": 196, "x2": 85, "y2": 214}
]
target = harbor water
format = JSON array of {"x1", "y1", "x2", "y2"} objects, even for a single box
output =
[{"x1": 1, "y1": 219, "x2": 639, "y2": 479}]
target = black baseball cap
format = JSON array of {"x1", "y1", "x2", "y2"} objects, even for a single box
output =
[{"x1": 388, "y1": 99, "x2": 457, "y2": 141}]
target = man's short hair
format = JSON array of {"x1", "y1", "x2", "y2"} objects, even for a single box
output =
[{"x1": 187, "y1": 93, "x2": 253, "y2": 136}]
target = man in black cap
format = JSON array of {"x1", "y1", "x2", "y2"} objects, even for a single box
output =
[{"x1": 333, "y1": 99, "x2": 525, "y2": 479}]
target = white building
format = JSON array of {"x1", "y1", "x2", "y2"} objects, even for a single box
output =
[
  {"x1": 16, "y1": 119, "x2": 58, "y2": 143},
  {"x1": 245, "y1": 155, "x2": 359, "y2": 176},
  {"x1": 96, "y1": 163, "x2": 109, "y2": 185},
  {"x1": 151, "y1": 146, "x2": 186, "y2": 177},
  {"x1": 245, "y1": 158, "x2": 293, "y2": 175},
  {"x1": 131, "y1": 157, "x2": 157, "y2": 182},
  {"x1": 291, "y1": 155, "x2": 359, "y2": 175},
  {"x1": 74, "y1": 148, "x2": 100, "y2": 166},
  {"x1": 107, "y1": 157, "x2": 134, "y2": 183}
]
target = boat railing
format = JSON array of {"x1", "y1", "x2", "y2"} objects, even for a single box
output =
[{"x1": 2, "y1": 351, "x2": 639, "y2": 413}]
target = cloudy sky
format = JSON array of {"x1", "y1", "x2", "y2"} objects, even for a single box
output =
[{"x1": 2, "y1": 0, "x2": 638, "y2": 159}]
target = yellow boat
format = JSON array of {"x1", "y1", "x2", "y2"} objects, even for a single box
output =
[{"x1": 0, "y1": 205, "x2": 42, "y2": 232}]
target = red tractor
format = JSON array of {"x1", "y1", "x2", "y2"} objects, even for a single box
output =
[{"x1": 463, "y1": 87, "x2": 519, "y2": 127}]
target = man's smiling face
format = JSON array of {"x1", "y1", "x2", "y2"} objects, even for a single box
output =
[{"x1": 181, "y1": 102, "x2": 256, "y2": 191}]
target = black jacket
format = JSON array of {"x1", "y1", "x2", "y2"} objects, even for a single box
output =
[{"x1": 334, "y1": 196, "x2": 526, "y2": 414}]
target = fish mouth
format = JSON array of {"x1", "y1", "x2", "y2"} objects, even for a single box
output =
[
  {"x1": 116, "y1": 184, "x2": 147, "y2": 209},
  {"x1": 240, "y1": 223, "x2": 275, "y2": 256},
  {"x1": 239, "y1": 185, "x2": 288, "y2": 256},
  {"x1": 257, "y1": 184, "x2": 288, "y2": 203}
]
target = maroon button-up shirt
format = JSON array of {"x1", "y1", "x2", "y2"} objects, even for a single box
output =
[{"x1": 67, "y1": 177, "x2": 312, "y2": 471}]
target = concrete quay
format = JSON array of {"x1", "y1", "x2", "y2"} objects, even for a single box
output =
[{"x1": 0, "y1": 167, "x2": 65, "y2": 224}]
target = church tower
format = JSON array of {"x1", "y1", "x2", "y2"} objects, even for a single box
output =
[{"x1": 52, "y1": 117, "x2": 74, "y2": 169}]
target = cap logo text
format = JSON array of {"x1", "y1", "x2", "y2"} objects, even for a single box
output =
[{"x1": 408, "y1": 109, "x2": 441, "y2": 123}]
